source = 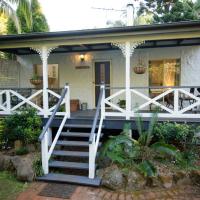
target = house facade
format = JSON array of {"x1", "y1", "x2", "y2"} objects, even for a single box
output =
[
  {"x1": 1, "y1": 20, "x2": 200, "y2": 184},
  {"x1": 15, "y1": 45, "x2": 200, "y2": 110}
]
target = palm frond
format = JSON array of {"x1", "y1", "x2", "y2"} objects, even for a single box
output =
[
  {"x1": 0, "y1": 0, "x2": 21, "y2": 33},
  {"x1": 151, "y1": 142, "x2": 178, "y2": 157},
  {"x1": 18, "y1": 0, "x2": 32, "y2": 31},
  {"x1": 135, "y1": 113, "x2": 143, "y2": 136},
  {"x1": 146, "y1": 112, "x2": 158, "y2": 146}
]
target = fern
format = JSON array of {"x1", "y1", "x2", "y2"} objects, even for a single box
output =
[
  {"x1": 135, "y1": 113, "x2": 143, "y2": 136},
  {"x1": 146, "y1": 112, "x2": 158, "y2": 146},
  {"x1": 137, "y1": 160, "x2": 157, "y2": 177}
]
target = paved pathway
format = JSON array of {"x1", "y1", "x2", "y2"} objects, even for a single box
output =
[{"x1": 17, "y1": 182, "x2": 200, "y2": 200}]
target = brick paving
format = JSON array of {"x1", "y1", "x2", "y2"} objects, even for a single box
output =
[{"x1": 17, "y1": 182, "x2": 200, "y2": 200}]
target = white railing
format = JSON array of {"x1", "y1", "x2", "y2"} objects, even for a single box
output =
[
  {"x1": 104, "y1": 86, "x2": 200, "y2": 119},
  {"x1": 89, "y1": 84, "x2": 105, "y2": 179},
  {"x1": 39, "y1": 84, "x2": 70, "y2": 174},
  {"x1": 0, "y1": 88, "x2": 67, "y2": 116}
]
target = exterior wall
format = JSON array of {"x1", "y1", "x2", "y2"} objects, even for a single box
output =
[{"x1": 16, "y1": 45, "x2": 200, "y2": 109}]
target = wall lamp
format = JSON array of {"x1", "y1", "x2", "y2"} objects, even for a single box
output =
[{"x1": 80, "y1": 54, "x2": 85, "y2": 62}]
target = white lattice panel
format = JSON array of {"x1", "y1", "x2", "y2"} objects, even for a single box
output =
[{"x1": 0, "y1": 60, "x2": 20, "y2": 88}]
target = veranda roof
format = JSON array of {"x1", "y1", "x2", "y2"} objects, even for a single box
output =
[{"x1": 0, "y1": 20, "x2": 200, "y2": 55}]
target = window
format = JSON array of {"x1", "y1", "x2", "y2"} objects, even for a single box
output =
[
  {"x1": 34, "y1": 64, "x2": 59, "y2": 88},
  {"x1": 149, "y1": 59, "x2": 180, "y2": 96}
]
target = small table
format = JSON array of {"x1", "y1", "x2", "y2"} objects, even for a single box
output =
[{"x1": 179, "y1": 95, "x2": 195, "y2": 110}]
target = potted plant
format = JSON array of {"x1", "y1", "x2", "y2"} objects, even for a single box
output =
[
  {"x1": 117, "y1": 99, "x2": 126, "y2": 109},
  {"x1": 133, "y1": 57, "x2": 146, "y2": 74},
  {"x1": 30, "y1": 74, "x2": 42, "y2": 86},
  {"x1": 133, "y1": 66, "x2": 146, "y2": 74}
]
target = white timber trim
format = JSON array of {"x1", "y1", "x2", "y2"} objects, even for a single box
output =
[{"x1": 31, "y1": 46, "x2": 57, "y2": 117}]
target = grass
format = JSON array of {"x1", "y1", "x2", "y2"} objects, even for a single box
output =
[{"x1": 0, "y1": 171, "x2": 28, "y2": 200}]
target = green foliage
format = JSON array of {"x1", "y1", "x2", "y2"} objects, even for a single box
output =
[
  {"x1": 7, "y1": 0, "x2": 49, "y2": 34},
  {"x1": 100, "y1": 128, "x2": 134, "y2": 166},
  {"x1": 154, "y1": 122, "x2": 200, "y2": 151},
  {"x1": 100, "y1": 111, "x2": 200, "y2": 178},
  {"x1": 117, "y1": 99, "x2": 126, "y2": 108},
  {"x1": 15, "y1": 147, "x2": 29, "y2": 155},
  {"x1": 151, "y1": 142, "x2": 178, "y2": 157},
  {"x1": 0, "y1": 119, "x2": 5, "y2": 149},
  {"x1": 31, "y1": 74, "x2": 42, "y2": 80},
  {"x1": 0, "y1": 0, "x2": 32, "y2": 33},
  {"x1": 1, "y1": 108, "x2": 41, "y2": 148},
  {"x1": 32, "y1": 156, "x2": 43, "y2": 177},
  {"x1": 137, "y1": 160, "x2": 157, "y2": 177},
  {"x1": 176, "y1": 150, "x2": 200, "y2": 170},
  {"x1": 100, "y1": 113, "x2": 180, "y2": 177},
  {"x1": 139, "y1": 0, "x2": 200, "y2": 23}
]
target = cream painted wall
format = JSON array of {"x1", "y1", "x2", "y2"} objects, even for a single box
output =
[{"x1": 17, "y1": 46, "x2": 200, "y2": 109}]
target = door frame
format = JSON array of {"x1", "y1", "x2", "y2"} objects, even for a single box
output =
[{"x1": 92, "y1": 60, "x2": 112, "y2": 108}]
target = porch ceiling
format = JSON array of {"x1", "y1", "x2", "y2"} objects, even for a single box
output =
[
  {"x1": 0, "y1": 20, "x2": 200, "y2": 54},
  {"x1": 1, "y1": 38, "x2": 200, "y2": 55}
]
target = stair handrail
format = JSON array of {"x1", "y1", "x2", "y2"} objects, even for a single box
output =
[
  {"x1": 39, "y1": 84, "x2": 69, "y2": 141},
  {"x1": 89, "y1": 84, "x2": 104, "y2": 144},
  {"x1": 89, "y1": 84, "x2": 105, "y2": 179}
]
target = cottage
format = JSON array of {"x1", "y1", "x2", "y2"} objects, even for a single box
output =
[{"x1": 0, "y1": 5, "x2": 200, "y2": 185}]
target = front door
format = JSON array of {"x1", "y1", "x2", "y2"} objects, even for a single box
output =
[{"x1": 94, "y1": 61, "x2": 110, "y2": 106}]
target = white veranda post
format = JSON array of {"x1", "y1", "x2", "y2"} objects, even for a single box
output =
[
  {"x1": 31, "y1": 46, "x2": 56, "y2": 174},
  {"x1": 112, "y1": 41, "x2": 144, "y2": 119},
  {"x1": 31, "y1": 46, "x2": 56, "y2": 117}
]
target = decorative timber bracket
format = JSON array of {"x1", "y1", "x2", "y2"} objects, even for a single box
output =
[
  {"x1": 112, "y1": 41, "x2": 144, "y2": 57},
  {"x1": 30, "y1": 46, "x2": 57, "y2": 62}
]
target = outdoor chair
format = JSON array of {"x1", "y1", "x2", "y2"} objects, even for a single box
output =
[
  {"x1": 164, "y1": 93, "x2": 174, "y2": 108},
  {"x1": 179, "y1": 88, "x2": 196, "y2": 109}
]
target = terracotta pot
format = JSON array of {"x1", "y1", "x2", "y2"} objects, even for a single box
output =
[
  {"x1": 133, "y1": 66, "x2": 146, "y2": 74},
  {"x1": 30, "y1": 79, "x2": 42, "y2": 86},
  {"x1": 14, "y1": 140, "x2": 22, "y2": 151},
  {"x1": 70, "y1": 99, "x2": 80, "y2": 112}
]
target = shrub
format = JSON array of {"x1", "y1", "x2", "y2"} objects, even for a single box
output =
[
  {"x1": 32, "y1": 156, "x2": 43, "y2": 177},
  {"x1": 154, "y1": 122, "x2": 200, "y2": 151},
  {"x1": 15, "y1": 147, "x2": 29, "y2": 155},
  {"x1": 1, "y1": 108, "x2": 42, "y2": 148},
  {"x1": 0, "y1": 119, "x2": 5, "y2": 149}
]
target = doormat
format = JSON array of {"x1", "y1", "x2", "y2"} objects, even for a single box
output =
[{"x1": 39, "y1": 183, "x2": 77, "y2": 199}]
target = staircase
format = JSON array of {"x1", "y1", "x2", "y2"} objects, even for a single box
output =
[
  {"x1": 38, "y1": 84, "x2": 105, "y2": 186},
  {"x1": 37, "y1": 123, "x2": 102, "y2": 186}
]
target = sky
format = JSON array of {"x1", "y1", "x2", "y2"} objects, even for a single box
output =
[{"x1": 38, "y1": 0, "x2": 137, "y2": 31}]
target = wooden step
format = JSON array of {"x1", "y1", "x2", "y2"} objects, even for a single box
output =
[
  {"x1": 52, "y1": 150, "x2": 89, "y2": 157},
  {"x1": 64, "y1": 124, "x2": 104, "y2": 128},
  {"x1": 60, "y1": 132, "x2": 90, "y2": 137},
  {"x1": 49, "y1": 161, "x2": 89, "y2": 170},
  {"x1": 37, "y1": 173, "x2": 101, "y2": 186},
  {"x1": 56, "y1": 140, "x2": 89, "y2": 147},
  {"x1": 56, "y1": 140, "x2": 102, "y2": 147}
]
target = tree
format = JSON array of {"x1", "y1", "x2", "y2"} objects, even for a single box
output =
[
  {"x1": 139, "y1": 0, "x2": 200, "y2": 23},
  {"x1": 0, "y1": 13, "x2": 7, "y2": 35},
  {"x1": 0, "y1": 0, "x2": 32, "y2": 33},
  {"x1": 7, "y1": 0, "x2": 49, "y2": 34}
]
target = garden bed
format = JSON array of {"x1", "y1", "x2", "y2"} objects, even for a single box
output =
[{"x1": 97, "y1": 113, "x2": 200, "y2": 191}]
